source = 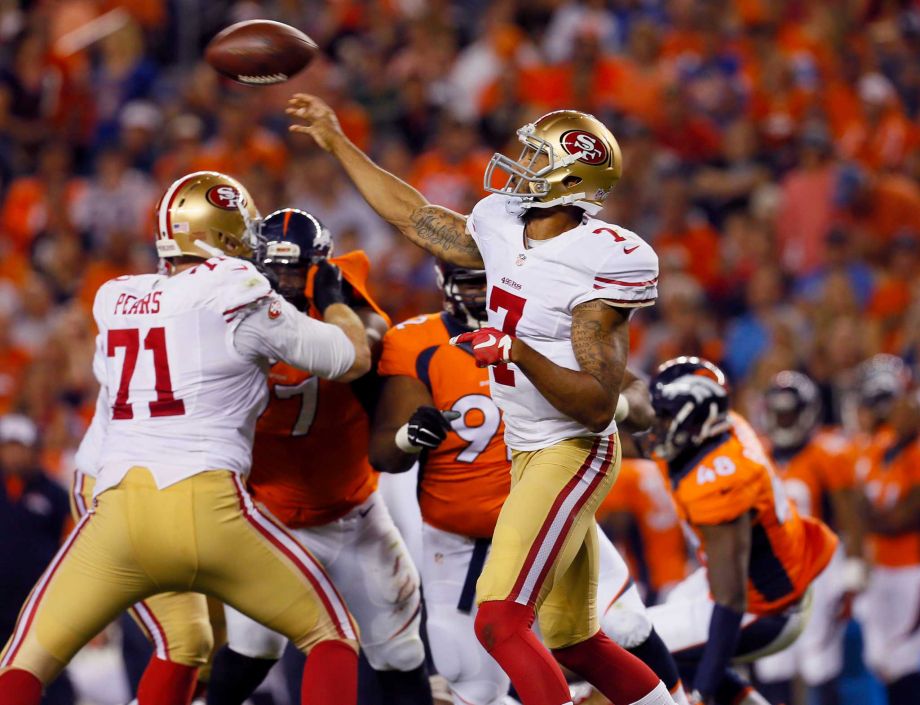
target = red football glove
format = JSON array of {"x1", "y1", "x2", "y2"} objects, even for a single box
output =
[{"x1": 450, "y1": 327, "x2": 514, "y2": 367}]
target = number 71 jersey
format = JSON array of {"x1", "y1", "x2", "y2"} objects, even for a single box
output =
[
  {"x1": 466, "y1": 194, "x2": 658, "y2": 451},
  {"x1": 91, "y1": 258, "x2": 274, "y2": 496}
]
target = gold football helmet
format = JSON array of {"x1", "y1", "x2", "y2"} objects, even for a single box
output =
[
  {"x1": 155, "y1": 171, "x2": 261, "y2": 260},
  {"x1": 484, "y1": 110, "x2": 622, "y2": 215}
]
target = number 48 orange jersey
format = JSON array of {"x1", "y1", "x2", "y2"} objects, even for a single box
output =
[{"x1": 670, "y1": 412, "x2": 838, "y2": 615}]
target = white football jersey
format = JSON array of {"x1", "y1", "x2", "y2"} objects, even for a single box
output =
[
  {"x1": 90, "y1": 256, "x2": 354, "y2": 496},
  {"x1": 466, "y1": 195, "x2": 658, "y2": 450}
]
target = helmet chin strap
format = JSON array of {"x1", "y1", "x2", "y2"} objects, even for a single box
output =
[
  {"x1": 520, "y1": 193, "x2": 602, "y2": 215},
  {"x1": 193, "y1": 239, "x2": 226, "y2": 258}
]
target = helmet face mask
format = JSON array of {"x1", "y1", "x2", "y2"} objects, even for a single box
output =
[
  {"x1": 435, "y1": 262, "x2": 487, "y2": 329},
  {"x1": 260, "y1": 209, "x2": 333, "y2": 310},
  {"x1": 155, "y1": 171, "x2": 262, "y2": 263},
  {"x1": 763, "y1": 371, "x2": 822, "y2": 451},
  {"x1": 484, "y1": 111, "x2": 622, "y2": 215},
  {"x1": 650, "y1": 362, "x2": 731, "y2": 462}
]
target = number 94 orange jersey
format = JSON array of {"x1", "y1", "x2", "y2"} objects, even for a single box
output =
[
  {"x1": 378, "y1": 312, "x2": 511, "y2": 539},
  {"x1": 670, "y1": 412, "x2": 838, "y2": 615},
  {"x1": 248, "y1": 251, "x2": 389, "y2": 528}
]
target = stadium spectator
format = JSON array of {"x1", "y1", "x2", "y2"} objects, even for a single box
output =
[{"x1": 0, "y1": 414, "x2": 73, "y2": 705}]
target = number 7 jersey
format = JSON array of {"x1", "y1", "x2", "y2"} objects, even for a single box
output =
[
  {"x1": 466, "y1": 194, "x2": 658, "y2": 450},
  {"x1": 91, "y1": 258, "x2": 274, "y2": 496}
]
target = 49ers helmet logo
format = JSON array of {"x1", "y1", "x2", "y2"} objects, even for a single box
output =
[
  {"x1": 560, "y1": 130, "x2": 609, "y2": 165},
  {"x1": 206, "y1": 184, "x2": 243, "y2": 210}
]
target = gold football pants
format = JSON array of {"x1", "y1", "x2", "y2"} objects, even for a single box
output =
[
  {"x1": 70, "y1": 471, "x2": 213, "y2": 669},
  {"x1": 1, "y1": 468, "x2": 357, "y2": 683},
  {"x1": 476, "y1": 434, "x2": 621, "y2": 649}
]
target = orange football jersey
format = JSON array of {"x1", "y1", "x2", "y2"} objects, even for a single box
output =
[
  {"x1": 598, "y1": 458, "x2": 689, "y2": 593},
  {"x1": 670, "y1": 414, "x2": 839, "y2": 615},
  {"x1": 248, "y1": 251, "x2": 390, "y2": 528},
  {"x1": 378, "y1": 312, "x2": 511, "y2": 538},
  {"x1": 771, "y1": 430, "x2": 854, "y2": 522},
  {"x1": 858, "y1": 436, "x2": 920, "y2": 568}
]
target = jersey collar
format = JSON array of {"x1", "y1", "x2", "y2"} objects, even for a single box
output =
[{"x1": 668, "y1": 432, "x2": 732, "y2": 488}]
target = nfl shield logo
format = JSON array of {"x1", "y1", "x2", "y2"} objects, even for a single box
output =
[{"x1": 515, "y1": 253, "x2": 527, "y2": 266}]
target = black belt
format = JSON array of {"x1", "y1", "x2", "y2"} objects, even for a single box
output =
[{"x1": 457, "y1": 537, "x2": 492, "y2": 614}]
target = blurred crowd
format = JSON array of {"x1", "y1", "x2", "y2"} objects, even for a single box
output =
[{"x1": 0, "y1": 0, "x2": 918, "y2": 485}]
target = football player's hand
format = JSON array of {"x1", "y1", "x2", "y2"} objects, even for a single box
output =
[
  {"x1": 450, "y1": 327, "x2": 513, "y2": 367},
  {"x1": 312, "y1": 260, "x2": 347, "y2": 314},
  {"x1": 398, "y1": 407, "x2": 461, "y2": 452},
  {"x1": 287, "y1": 94, "x2": 343, "y2": 151}
]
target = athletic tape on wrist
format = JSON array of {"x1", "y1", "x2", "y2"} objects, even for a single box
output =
[{"x1": 395, "y1": 424, "x2": 423, "y2": 454}]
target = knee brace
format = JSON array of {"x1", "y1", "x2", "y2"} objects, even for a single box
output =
[{"x1": 602, "y1": 606, "x2": 653, "y2": 650}]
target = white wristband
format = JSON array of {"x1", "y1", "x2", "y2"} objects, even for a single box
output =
[
  {"x1": 614, "y1": 395, "x2": 630, "y2": 422},
  {"x1": 395, "y1": 423, "x2": 422, "y2": 454},
  {"x1": 841, "y1": 557, "x2": 869, "y2": 593}
]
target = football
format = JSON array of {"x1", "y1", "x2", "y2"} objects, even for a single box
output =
[{"x1": 205, "y1": 20, "x2": 318, "y2": 85}]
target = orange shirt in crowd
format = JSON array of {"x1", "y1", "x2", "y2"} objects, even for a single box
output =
[
  {"x1": 847, "y1": 175, "x2": 920, "y2": 244},
  {"x1": 603, "y1": 58, "x2": 668, "y2": 126},
  {"x1": 598, "y1": 457, "x2": 689, "y2": 594},
  {"x1": 837, "y1": 110, "x2": 919, "y2": 171},
  {"x1": 655, "y1": 222, "x2": 721, "y2": 290},
  {"x1": 1, "y1": 178, "x2": 86, "y2": 253},
  {"x1": 670, "y1": 414, "x2": 838, "y2": 615},
  {"x1": 377, "y1": 312, "x2": 511, "y2": 539},
  {"x1": 192, "y1": 130, "x2": 287, "y2": 178},
  {"x1": 247, "y1": 251, "x2": 388, "y2": 528},
  {"x1": 856, "y1": 436, "x2": 920, "y2": 569},
  {"x1": 410, "y1": 149, "x2": 490, "y2": 214}
]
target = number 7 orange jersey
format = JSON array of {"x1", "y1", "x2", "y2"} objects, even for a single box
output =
[
  {"x1": 378, "y1": 312, "x2": 512, "y2": 539},
  {"x1": 669, "y1": 412, "x2": 839, "y2": 615},
  {"x1": 248, "y1": 251, "x2": 390, "y2": 528}
]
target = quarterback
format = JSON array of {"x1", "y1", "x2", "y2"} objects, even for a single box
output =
[
  {"x1": 290, "y1": 96, "x2": 671, "y2": 705},
  {"x1": 207, "y1": 208, "x2": 431, "y2": 705},
  {"x1": 372, "y1": 262, "x2": 690, "y2": 705},
  {"x1": 0, "y1": 171, "x2": 370, "y2": 705}
]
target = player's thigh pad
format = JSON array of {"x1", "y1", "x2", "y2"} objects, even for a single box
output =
[
  {"x1": 0, "y1": 468, "x2": 196, "y2": 682},
  {"x1": 856, "y1": 565, "x2": 920, "y2": 682},
  {"x1": 422, "y1": 523, "x2": 510, "y2": 705},
  {"x1": 595, "y1": 526, "x2": 652, "y2": 649},
  {"x1": 299, "y1": 492, "x2": 424, "y2": 671},
  {"x1": 192, "y1": 472, "x2": 358, "y2": 653}
]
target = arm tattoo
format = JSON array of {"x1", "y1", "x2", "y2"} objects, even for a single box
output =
[
  {"x1": 571, "y1": 301, "x2": 627, "y2": 391},
  {"x1": 409, "y1": 206, "x2": 483, "y2": 266}
]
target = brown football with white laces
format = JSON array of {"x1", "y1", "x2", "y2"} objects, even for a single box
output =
[{"x1": 205, "y1": 20, "x2": 318, "y2": 85}]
